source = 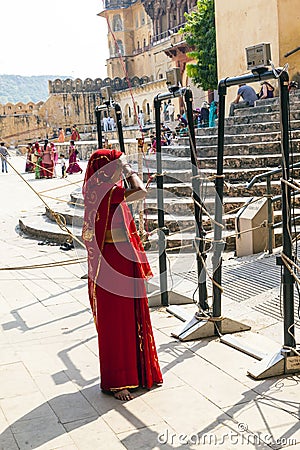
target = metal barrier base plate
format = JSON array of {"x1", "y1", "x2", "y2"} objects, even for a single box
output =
[
  {"x1": 248, "y1": 348, "x2": 300, "y2": 379},
  {"x1": 168, "y1": 308, "x2": 251, "y2": 341}
]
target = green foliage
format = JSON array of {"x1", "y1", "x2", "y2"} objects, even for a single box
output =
[
  {"x1": 180, "y1": 0, "x2": 217, "y2": 91},
  {"x1": 0, "y1": 75, "x2": 69, "y2": 104}
]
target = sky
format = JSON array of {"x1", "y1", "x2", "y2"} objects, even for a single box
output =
[{"x1": 0, "y1": 0, "x2": 109, "y2": 79}]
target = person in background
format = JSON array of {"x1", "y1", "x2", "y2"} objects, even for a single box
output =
[
  {"x1": 169, "y1": 131, "x2": 178, "y2": 145},
  {"x1": 289, "y1": 81, "x2": 298, "y2": 93},
  {"x1": 58, "y1": 128, "x2": 65, "y2": 143},
  {"x1": 107, "y1": 116, "x2": 115, "y2": 131},
  {"x1": 25, "y1": 143, "x2": 34, "y2": 173},
  {"x1": 33, "y1": 142, "x2": 42, "y2": 179},
  {"x1": 66, "y1": 140, "x2": 83, "y2": 174},
  {"x1": 166, "y1": 100, "x2": 175, "y2": 122},
  {"x1": 71, "y1": 124, "x2": 80, "y2": 141},
  {"x1": 176, "y1": 113, "x2": 188, "y2": 127},
  {"x1": 209, "y1": 100, "x2": 218, "y2": 127},
  {"x1": 41, "y1": 139, "x2": 54, "y2": 178},
  {"x1": 229, "y1": 83, "x2": 257, "y2": 116},
  {"x1": 103, "y1": 116, "x2": 109, "y2": 132},
  {"x1": 193, "y1": 108, "x2": 201, "y2": 128},
  {"x1": 258, "y1": 81, "x2": 274, "y2": 99},
  {"x1": 82, "y1": 148, "x2": 163, "y2": 401},
  {"x1": 200, "y1": 101, "x2": 210, "y2": 127},
  {"x1": 178, "y1": 122, "x2": 188, "y2": 137},
  {"x1": 0, "y1": 142, "x2": 9, "y2": 173},
  {"x1": 60, "y1": 154, "x2": 67, "y2": 178},
  {"x1": 138, "y1": 110, "x2": 145, "y2": 128},
  {"x1": 50, "y1": 142, "x2": 58, "y2": 177}
]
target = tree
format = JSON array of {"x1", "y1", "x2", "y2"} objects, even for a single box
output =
[{"x1": 180, "y1": 0, "x2": 217, "y2": 91}]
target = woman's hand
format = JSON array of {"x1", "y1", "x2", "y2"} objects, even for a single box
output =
[{"x1": 125, "y1": 173, "x2": 147, "y2": 202}]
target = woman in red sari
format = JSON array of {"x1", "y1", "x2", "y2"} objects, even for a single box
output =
[
  {"x1": 82, "y1": 149, "x2": 163, "y2": 401},
  {"x1": 71, "y1": 124, "x2": 80, "y2": 141},
  {"x1": 66, "y1": 140, "x2": 83, "y2": 174}
]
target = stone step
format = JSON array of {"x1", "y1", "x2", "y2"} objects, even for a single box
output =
[
  {"x1": 165, "y1": 139, "x2": 300, "y2": 158},
  {"x1": 193, "y1": 130, "x2": 300, "y2": 146},
  {"x1": 234, "y1": 101, "x2": 300, "y2": 117},
  {"x1": 147, "y1": 226, "x2": 294, "y2": 253},
  {"x1": 195, "y1": 119, "x2": 300, "y2": 137},
  {"x1": 143, "y1": 165, "x2": 300, "y2": 184},
  {"x1": 225, "y1": 120, "x2": 300, "y2": 135},
  {"x1": 226, "y1": 110, "x2": 300, "y2": 126},
  {"x1": 142, "y1": 152, "x2": 300, "y2": 171},
  {"x1": 18, "y1": 213, "x2": 83, "y2": 245}
]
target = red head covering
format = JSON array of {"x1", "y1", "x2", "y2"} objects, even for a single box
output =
[
  {"x1": 82, "y1": 149, "x2": 152, "y2": 317},
  {"x1": 83, "y1": 148, "x2": 122, "y2": 196}
]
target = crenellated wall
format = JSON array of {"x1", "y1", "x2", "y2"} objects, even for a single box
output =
[
  {"x1": 48, "y1": 76, "x2": 151, "y2": 94},
  {"x1": 0, "y1": 76, "x2": 153, "y2": 146}
]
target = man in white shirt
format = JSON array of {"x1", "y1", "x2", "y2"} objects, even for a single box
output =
[
  {"x1": 166, "y1": 101, "x2": 175, "y2": 121},
  {"x1": 0, "y1": 143, "x2": 9, "y2": 173}
]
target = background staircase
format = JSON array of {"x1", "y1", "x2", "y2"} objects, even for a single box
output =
[{"x1": 19, "y1": 91, "x2": 300, "y2": 255}]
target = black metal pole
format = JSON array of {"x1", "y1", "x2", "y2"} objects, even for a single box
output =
[
  {"x1": 212, "y1": 83, "x2": 227, "y2": 320},
  {"x1": 95, "y1": 107, "x2": 103, "y2": 148},
  {"x1": 154, "y1": 96, "x2": 169, "y2": 306},
  {"x1": 279, "y1": 70, "x2": 296, "y2": 348},
  {"x1": 114, "y1": 103, "x2": 125, "y2": 154},
  {"x1": 184, "y1": 89, "x2": 209, "y2": 311}
]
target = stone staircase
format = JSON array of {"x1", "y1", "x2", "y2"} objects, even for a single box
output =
[{"x1": 19, "y1": 91, "x2": 300, "y2": 253}]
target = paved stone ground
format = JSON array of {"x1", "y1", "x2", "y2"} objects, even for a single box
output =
[{"x1": 0, "y1": 154, "x2": 299, "y2": 450}]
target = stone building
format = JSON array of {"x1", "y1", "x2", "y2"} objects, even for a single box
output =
[
  {"x1": 215, "y1": 0, "x2": 300, "y2": 106},
  {"x1": 0, "y1": 0, "x2": 203, "y2": 145},
  {"x1": 99, "y1": 0, "x2": 203, "y2": 125}
]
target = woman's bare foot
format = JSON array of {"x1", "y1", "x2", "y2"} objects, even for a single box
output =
[{"x1": 114, "y1": 389, "x2": 133, "y2": 401}]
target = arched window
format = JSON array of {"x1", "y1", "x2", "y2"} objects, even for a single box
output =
[
  {"x1": 140, "y1": 11, "x2": 145, "y2": 25},
  {"x1": 143, "y1": 38, "x2": 146, "y2": 48},
  {"x1": 112, "y1": 14, "x2": 123, "y2": 32},
  {"x1": 128, "y1": 106, "x2": 131, "y2": 118},
  {"x1": 115, "y1": 40, "x2": 124, "y2": 56},
  {"x1": 137, "y1": 41, "x2": 140, "y2": 49}
]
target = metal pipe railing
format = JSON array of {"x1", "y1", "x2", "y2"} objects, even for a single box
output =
[{"x1": 246, "y1": 161, "x2": 300, "y2": 253}]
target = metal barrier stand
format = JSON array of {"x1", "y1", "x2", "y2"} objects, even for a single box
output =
[{"x1": 151, "y1": 87, "x2": 208, "y2": 309}]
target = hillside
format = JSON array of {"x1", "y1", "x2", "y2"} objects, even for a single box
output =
[{"x1": 0, "y1": 75, "x2": 71, "y2": 104}]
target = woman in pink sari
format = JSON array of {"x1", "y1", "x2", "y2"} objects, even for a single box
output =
[
  {"x1": 82, "y1": 149, "x2": 163, "y2": 401},
  {"x1": 66, "y1": 140, "x2": 83, "y2": 174},
  {"x1": 41, "y1": 139, "x2": 54, "y2": 178}
]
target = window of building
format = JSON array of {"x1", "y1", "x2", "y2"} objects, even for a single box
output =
[
  {"x1": 113, "y1": 14, "x2": 123, "y2": 32},
  {"x1": 137, "y1": 41, "x2": 140, "y2": 49},
  {"x1": 128, "y1": 106, "x2": 131, "y2": 117},
  {"x1": 140, "y1": 11, "x2": 145, "y2": 25},
  {"x1": 136, "y1": 16, "x2": 139, "y2": 28},
  {"x1": 116, "y1": 40, "x2": 124, "y2": 55},
  {"x1": 143, "y1": 38, "x2": 146, "y2": 48},
  {"x1": 146, "y1": 102, "x2": 150, "y2": 115}
]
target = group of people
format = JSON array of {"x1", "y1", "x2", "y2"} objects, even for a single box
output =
[
  {"x1": 102, "y1": 116, "x2": 115, "y2": 132},
  {"x1": 229, "y1": 81, "x2": 275, "y2": 116},
  {"x1": 25, "y1": 139, "x2": 82, "y2": 179},
  {"x1": 57, "y1": 124, "x2": 81, "y2": 143},
  {"x1": 25, "y1": 141, "x2": 58, "y2": 179},
  {"x1": 162, "y1": 100, "x2": 176, "y2": 122}
]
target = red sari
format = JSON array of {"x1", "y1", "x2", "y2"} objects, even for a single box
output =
[
  {"x1": 82, "y1": 149, "x2": 162, "y2": 392},
  {"x1": 66, "y1": 145, "x2": 82, "y2": 174}
]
